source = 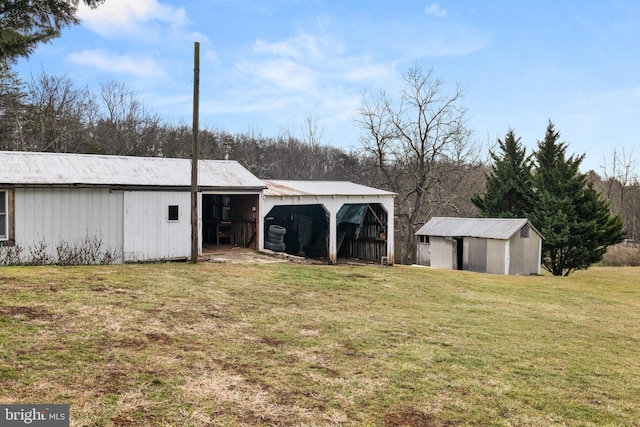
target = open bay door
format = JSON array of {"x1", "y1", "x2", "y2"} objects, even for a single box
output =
[{"x1": 336, "y1": 203, "x2": 389, "y2": 263}]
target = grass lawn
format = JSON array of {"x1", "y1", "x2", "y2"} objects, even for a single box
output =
[{"x1": 0, "y1": 261, "x2": 639, "y2": 426}]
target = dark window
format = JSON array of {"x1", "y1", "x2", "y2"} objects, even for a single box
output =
[
  {"x1": 0, "y1": 191, "x2": 7, "y2": 240},
  {"x1": 168, "y1": 205, "x2": 179, "y2": 222},
  {"x1": 520, "y1": 224, "x2": 529, "y2": 238}
]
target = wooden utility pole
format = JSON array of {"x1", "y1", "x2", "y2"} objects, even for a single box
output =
[{"x1": 191, "y1": 41, "x2": 200, "y2": 263}]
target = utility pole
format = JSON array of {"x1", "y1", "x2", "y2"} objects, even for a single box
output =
[{"x1": 191, "y1": 41, "x2": 200, "y2": 263}]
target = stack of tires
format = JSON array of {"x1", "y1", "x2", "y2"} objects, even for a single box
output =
[{"x1": 265, "y1": 224, "x2": 286, "y2": 252}]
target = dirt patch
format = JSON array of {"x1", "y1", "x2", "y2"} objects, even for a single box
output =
[
  {"x1": 259, "y1": 336, "x2": 285, "y2": 347},
  {"x1": 201, "y1": 247, "x2": 322, "y2": 264},
  {"x1": 110, "y1": 337, "x2": 148, "y2": 351},
  {"x1": 144, "y1": 332, "x2": 173, "y2": 345},
  {"x1": 0, "y1": 305, "x2": 54, "y2": 320},
  {"x1": 385, "y1": 407, "x2": 443, "y2": 427}
]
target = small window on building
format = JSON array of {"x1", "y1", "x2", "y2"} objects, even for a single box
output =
[
  {"x1": 520, "y1": 224, "x2": 529, "y2": 238},
  {"x1": 168, "y1": 205, "x2": 179, "y2": 222},
  {"x1": 419, "y1": 235, "x2": 430, "y2": 243},
  {"x1": 0, "y1": 191, "x2": 7, "y2": 240}
]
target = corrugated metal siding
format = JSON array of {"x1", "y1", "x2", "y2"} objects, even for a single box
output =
[
  {"x1": 486, "y1": 239, "x2": 507, "y2": 274},
  {"x1": 0, "y1": 151, "x2": 265, "y2": 190},
  {"x1": 508, "y1": 229, "x2": 542, "y2": 275},
  {"x1": 123, "y1": 191, "x2": 191, "y2": 262},
  {"x1": 415, "y1": 217, "x2": 529, "y2": 240},
  {"x1": 466, "y1": 237, "x2": 487, "y2": 273},
  {"x1": 264, "y1": 180, "x2": 396, "y2": 197},
  {"x1": 14, "y1": 188, "x2": 124, "y2": 263},
  {"x1": 416, "y1": 243, "x2": 430, "y2": 265},
  {"x1": 429, "y1": 237, "x2": 454, "y2": 269}
]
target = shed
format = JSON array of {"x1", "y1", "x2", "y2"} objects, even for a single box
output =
[
  {"x1": 415, "y1": 217, "x2": 543, "y2": 275},
  {"x1": 262, "y1": 180, "x2": 396, "y2": 264},
  {"x1": 0, "y1": 151, "x2": 265, "y2": 263}
]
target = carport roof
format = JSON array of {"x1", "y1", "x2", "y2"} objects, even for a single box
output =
[
  {"x1": 415, "y1": 217, "x2": 542, "y2": 240},
  {"x1": 0, "y1": 151, "x2": 266, "y2": 190},
  {"x1": 264, "y1": 180, "x2": 396, "y2": 197}
]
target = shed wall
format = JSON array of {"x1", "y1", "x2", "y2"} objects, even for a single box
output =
[
  {"x1": 416, "y1": 242, "x2": 430, "y2": 265},
  {"x1": 466, "y1": 237, "x2": 488, "y2": 273},
  {"x1": 486, "y1": 239, "x2": 507, "y2": 274},
  {"x1": 429, "y1": 236, "x2": 454, "y2": 269},
  {"x1": 508, "y1": 228, "x2": 542, "y2": 275},
  {"x1": 123, "y1": 191, "x2": 191, "y2": 262},
  {"x1": 14, "y1": 188, "x2": 124, "y2": 263}
]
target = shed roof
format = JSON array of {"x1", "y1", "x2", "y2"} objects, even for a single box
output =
[
  {"x1": 415, "y1": 217, "x2": 540, "y2": 240},
  {"x1": 264, "y1": 180, "x2": 396, "y2": 197},
  {"x1": 0, "y1": 151, "x2": 265, "y2": 190}
]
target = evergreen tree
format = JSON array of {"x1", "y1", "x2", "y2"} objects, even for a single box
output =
[
  {"x1": 530, "y1": 121, "x2": 625, "y2": 276},
  {"x1": 472, "y1": 129, "x2": 534, "y2": 218},
  {"x1": 0, "y1": 64, "x2": 24, "y2": 148},
  {"x1": 0, "y1": 0, "x2": 104, "y2": 64}
]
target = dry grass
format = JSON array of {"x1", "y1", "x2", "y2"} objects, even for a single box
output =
[{"x1": 0, "y1": 261, "x2": 639, "y2": 426}]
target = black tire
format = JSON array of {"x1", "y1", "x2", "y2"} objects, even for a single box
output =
[
  {"x1": 265, "y1": 241, "x2": 286, "y2": 252},
  {"x1": 266, "y1": 231, "x2": 283, "y2": 242},
  {"x1": 266, "y1": 236, "x2": 284, "y2": 245},
  {"x1": 268, "y1": 225, "x2": 286, "y2": 236}
]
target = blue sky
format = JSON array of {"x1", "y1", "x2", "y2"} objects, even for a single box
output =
[{"x1": 14, "y1": 0, "x2": 640, "y2": 173}]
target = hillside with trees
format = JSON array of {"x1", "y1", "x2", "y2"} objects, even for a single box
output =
[{"x1": 1, "y1": 6, "x2": 638, "y2": 266}]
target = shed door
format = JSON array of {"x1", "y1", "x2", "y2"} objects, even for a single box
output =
[{"x1": 454, "y1": 237, "x2": 463, "y2": 270}]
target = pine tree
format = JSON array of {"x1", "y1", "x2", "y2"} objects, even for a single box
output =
[
  {"x1": 472, "y1": 129, "x2": 534, "y2": 218},
  {"x1": 0, "y1": 0, "x2": 104, "y2": 64},
  {"x1": 530, "y1": 121, "x2": 625, "y2": 276}
]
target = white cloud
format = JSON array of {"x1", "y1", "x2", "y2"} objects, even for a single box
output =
[
  {"x1": 425, "y1": 2, "x2": 447, "y2": 18},
  {"x1": 236, "y1": 57, "x2": 317, "y2": 95},
  {"x1": 253, "y1": 33, "x2": 327, "y2": 62},
  {"x1": 67, "y1": 49, "x2": 164, "y2": 78},
  {"x1": 77, "y1": 0, "x2": 188, "y2": 40},
  {"x1": 342, "y1": 63, "x2": 395, "y2": 82}
]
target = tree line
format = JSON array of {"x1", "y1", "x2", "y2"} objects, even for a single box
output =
[
  {"x1": 0, "y1": 66, "x2": 486, "y2": 264},
  {"x1": 1, "y1": 2, "x2": 637, "y2": 270},
  {"x1": 1, "y1": 66, "x2": 637, "y2": 271}
]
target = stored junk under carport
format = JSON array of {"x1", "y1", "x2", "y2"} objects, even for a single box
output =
[{"x1": 261, "y1": 180, "x2": 396, "y2": 264}]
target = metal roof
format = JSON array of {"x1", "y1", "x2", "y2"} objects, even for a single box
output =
[
  {"x1": 264, "y1": 180, "x2": 396, "y2": 197},
  {"x1": 0, "y1": 151, "x2": 265, "y2": 190},
  {"x1": 415, "y1": 217, "x2": 540, "y2": 240}
]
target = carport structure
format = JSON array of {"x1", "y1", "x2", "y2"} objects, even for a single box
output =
[{"x1": 261, "y1": 180, "x2": 396, "y2": 264}]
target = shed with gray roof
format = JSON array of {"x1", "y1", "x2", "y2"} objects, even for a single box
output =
[
  {"x1": 0, "y1": 151, "x2": 265, "y2": 264},
  {"x1": 415, "y1": 217, "x2": 543, "y2": 275}
]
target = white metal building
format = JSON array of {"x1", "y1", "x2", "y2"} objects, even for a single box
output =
[
  {"x1": 1, "y1": 152, "x2": 397, "y2": 265},
  {"x1": 415, "y1": 217, "x2": 543, "y2": 275},
  {"x1": 262, "y1": 180, "x2": 396, "y2": 264},
  {"x1": 0, "y1": 151, "x2": 265, "y2": 263}
]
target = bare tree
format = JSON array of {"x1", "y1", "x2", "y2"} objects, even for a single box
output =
[
  {"x1": 600, "y1": 148, "x2": 638, "y2": 213},
  {"x1": 95, "y1": 80, "x2": 162, "y2": 156},
  {"x1": 19, "y1": 71, "x2": 95, "y2": 152},
  {"x1": 0, "y1": 65, "x2": 24, "y2": 150},
  {"x1": 600, "y1": 148, "x2": 639, "y2": 240},
  {"x1": 356, "y1": 66, "x2": 479, "y2": 263}
]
